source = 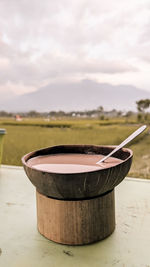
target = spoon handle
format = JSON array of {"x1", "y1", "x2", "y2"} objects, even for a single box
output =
[{"x1": 96, "y1": 125, "x2": 147, "y2": 164}]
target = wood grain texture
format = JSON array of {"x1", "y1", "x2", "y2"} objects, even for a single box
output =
[{"x1": 36, "y1": 189, "x2": 115, "y2": 245}]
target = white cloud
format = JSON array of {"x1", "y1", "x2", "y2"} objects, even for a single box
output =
[
  {"x1": 0, "y1": 82, "x2": 36, "y2": 96},
  {"x1": 0, "y1": 0, "x2": 150, "y2": 95}
]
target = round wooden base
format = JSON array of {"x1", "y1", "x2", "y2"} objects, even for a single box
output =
[{"x1": 36, "y1": 190, "x2": 115, "y2": 245}]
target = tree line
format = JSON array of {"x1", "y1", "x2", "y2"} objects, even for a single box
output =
[
  {"x1": 0, "y1": 99, "x2": 150, "y2": 119},
  {"x1": 0, "y1": 106, "x2": 122, "y2": 118}
]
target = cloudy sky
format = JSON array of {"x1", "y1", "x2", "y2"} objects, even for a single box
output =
[{"x1": 0, "y1": 0, "x2": 150, "y2": 97}]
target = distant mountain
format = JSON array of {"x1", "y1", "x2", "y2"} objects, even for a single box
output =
[{"x1": 1, "y1": 79, "x2": 150, "y2": 112}]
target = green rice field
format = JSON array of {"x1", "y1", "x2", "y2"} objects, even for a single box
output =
[{"x1": 0, "y1": 118, "x2": 150, "y2": 179}]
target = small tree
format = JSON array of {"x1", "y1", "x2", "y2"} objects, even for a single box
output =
[
  {"x1": 136, "y1": 99, "x2": 150, "y2": 113},
  {"x1": 97, "y1": 106, "x2": 104, "y2": 113},
  {"x1": 27, "y1": 110, "x2": 40, "y2": 117},
  {"x1": 136, "y1": 99, "x2": 150, "y2": 122}
]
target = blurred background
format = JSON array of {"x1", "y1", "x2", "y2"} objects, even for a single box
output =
[{"x1": 0, "y1": 0, "x2": 150, "y2": 178}]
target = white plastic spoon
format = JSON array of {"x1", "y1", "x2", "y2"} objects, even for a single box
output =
[{"x1": 96, "y1": 125, "x2": 147, "y2": 165}]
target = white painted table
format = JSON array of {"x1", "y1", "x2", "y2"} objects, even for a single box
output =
[{"x1": 0, "y1": 165, "x2": 150, "y2": 267}]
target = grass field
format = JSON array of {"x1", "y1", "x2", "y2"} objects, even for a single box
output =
[{"x1": 0, "y1": 118, "x2": 150, "y2": 179}]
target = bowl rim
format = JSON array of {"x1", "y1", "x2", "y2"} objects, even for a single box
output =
[{"x1": 22, "y1": 144, "x2": 133, "y2": 175}]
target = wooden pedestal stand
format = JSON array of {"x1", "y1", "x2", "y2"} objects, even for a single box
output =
[{"x1": 36, "y1": 190, "x2": 115, "y2": 245}]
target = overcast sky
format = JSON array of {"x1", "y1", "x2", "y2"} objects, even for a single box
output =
[{"x1": 0, "y1": 0, "x2": 150, "y2": 97}]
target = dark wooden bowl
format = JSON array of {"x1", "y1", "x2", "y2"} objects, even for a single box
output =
[{"x1": 22, "y1": 145, "x2": 133, "y2": 200}]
